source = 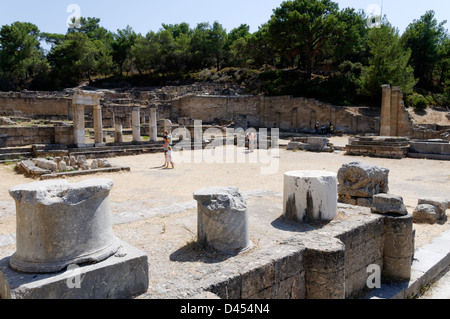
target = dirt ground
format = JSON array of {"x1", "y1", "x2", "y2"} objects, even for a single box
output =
[{"x1": 0, "y1": 136, "x2": 449, "y2": 297}]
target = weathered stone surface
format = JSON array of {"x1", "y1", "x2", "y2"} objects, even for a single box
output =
[
  {"x1": 98, "y1": 159, "x2": 112, "y2": 168},
  {"x1": 69, "y1": 156, "x2": 77, "y2": 167},
  {"x1": 338, "y1": 162, "x2": 389, "y2": 198},
  {"x1": 57, "y1": 161, "x2": 66, "y2": 172},
  {"x1": 194, "y1": 186, "x2": 251, "y2": 253},
  {"x1": 382, "y1": 214, "x2": 414, "y2": 281},
  {"x1": 418, "y1": 198, "x2": 448, "y2": 217},
  {"x1": 8, "y1": 178, "x2": 120, "y2": 273},
  {"x1": 0, "y1": 240, "x2": 149, "y2": 299},
  {"x1": 33, "y1": 158, "x2": 58, "y2": 172},
  {"x1": 283, "y1": 170, "x2": 338, "y2": 223},
  {"x1": 91, "y1": 159, "x2": 98, "y2": 169},
  {"x1": 413, "y1": 204, "x2": 441, "y2": 224},
  {"x1": 371, "y1": 194, "x2": 408, "y2": 216}
]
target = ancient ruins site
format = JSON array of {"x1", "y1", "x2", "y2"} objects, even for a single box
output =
[{"x1": 0, "y1": 85, "x2": 449, "y2": 300}]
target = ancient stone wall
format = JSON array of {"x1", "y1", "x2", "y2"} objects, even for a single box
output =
[
  {"x1": 0, "y1": 126, "x2": 73, "y2": 147},
  {"x1": 0, "y1": 93, "x2": 72, "y2": 118},
  {"x1": 171, "y1": 95, "x2": 380, "y2": 134}
]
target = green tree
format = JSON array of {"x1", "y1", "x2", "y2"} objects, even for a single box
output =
[
  {"x1": 47, "y1": 32, "x2": 98, "y2": 87},
  {"x1": 0, "y1": 22, "x2": 49, "y2": 90},
  {"x1": 401, "y1": 11, "x2": 447, "y2": 90},
  {"x1": 112, "y1": 25, "x2": 137, "y2": 76},
  {"x1": 267, "y1": 0, "x2": 340, "y2": 79},
  {"x1": 359, "y1": 23, "x2": 417, "y2": 100}
]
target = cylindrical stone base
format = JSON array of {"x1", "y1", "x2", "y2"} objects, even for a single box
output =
[
  {"x1": 283, "y1": 171, "x2": 338, "y2": 223},
  {"x1": 194, "y1": 186, "x2": 252, "y2": 254},
  {"x1": 9, "y1": 179, "x2": 120, "y2": 273},
  {"x1": 383, "y1": 214, "x2": 414, "y2": 281},
  {"x1": 115, "y1": 124, "x2": 123, "y2": 143}
]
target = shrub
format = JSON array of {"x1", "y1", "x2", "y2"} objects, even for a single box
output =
[{"x1": 406, "y1": 93, "x2": 429, "y2": 110}]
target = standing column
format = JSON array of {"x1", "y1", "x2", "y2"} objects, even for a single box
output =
[
  {"x1": 132, "y1": 106, "x2": 141, "y2": 142},
  {"x1": 73, "y1": 104, "x2": 86, "y2": 148},
  {"x1": 149, "y1": 108, "x2": 157, "y2": 142},
  {"x1": 390, "y1": 87, "x2": 401, "y2": 137},
  {"x1": 380, "y1": 84, "x2": 391, "y2": 137},
  {"x1": 93, "y1": 104, "x2": 105, "y2": 147}
]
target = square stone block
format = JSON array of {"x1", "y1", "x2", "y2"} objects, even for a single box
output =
[{"x1": 0, "y1": 241, "x2": 149, "y2": 299}]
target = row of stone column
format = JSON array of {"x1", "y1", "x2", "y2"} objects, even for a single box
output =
[{"x1": 72, "y1": 92, "x2": 160, "y2": 147}]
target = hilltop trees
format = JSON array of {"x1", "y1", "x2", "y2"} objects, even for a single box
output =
[
  {"x1": 0, "y1": 0, "x2": 448, "y2": 107},
  {"x1": 0, "y1": 22, "x2": 49, "y2": 91},
  {"x1": 359, "y1": 23, "x2": 417, "y2": 99}
]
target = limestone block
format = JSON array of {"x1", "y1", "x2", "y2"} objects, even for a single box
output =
[
  {"x1": 418, "y1": 198, "x2": 448, "y2": 217},
  {"x1": 338, "y1": 162, "x2": 389, "y2": 198},
  {"x1": 8, "y1": 179, "x2": 120, "y2": 273},
  {"x1": 57, "y1": 161, "x2": 67, "y2": 172},
  {"x1": 371, "y1": 194, "x2": 408, "y2": 216},
  {"x1": 98, "y1": 159, "x2": 112, "y2": 168},
  {"x1": 193, "y1": 186, "x2": 251, "y2": 253},
  {"x1": 69, "y1": 156, "x2": 77, "y2": 167},
  {"x1": 33, "y1": 158, "x2": 58, "y2": 173},
  {"x1": 413, "y1": 204, "x2": 441, "y2": 224},
  {"x1": 283, "y1": 171, "x2": 338, "y2": 223},
  {"x1": 91, "y1": 159, "x2": 99, "y2": 169},
  {"x1": 77, "y1": 155, "x2": 87, "y2": 166}
]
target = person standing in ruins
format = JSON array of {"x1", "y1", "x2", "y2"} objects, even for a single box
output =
[
  {"x1": 166, "y1": 145, "x2": 175, "y2": 169},
  {"x1": 163, "y1": 136, "x2": 170, "y2": 168}
]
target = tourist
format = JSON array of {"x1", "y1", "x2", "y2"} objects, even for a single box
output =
[
  {"x1": 164, "y1": 131, "x2": 173, "y2": 145},
  {"x1": 321, "y1": 124, "x2": 326, "y2": 135},
  {"x1": 328, "y1": 122, "x2": 334, "y2": 136},
  {"x1": 315, "y1": 122, "x2": 320, "y2": 134},
  {"x1": 166, "y1": 145, "x2": 175, "y2": 169},
  {"x1": 163, "y1": 137, "x2": 170, "y2": 167},
  {"x1": 249, "y1": 131, "x2": 257, "y2": 152}
]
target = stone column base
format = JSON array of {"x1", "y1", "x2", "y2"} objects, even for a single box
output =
[{"x1": 0, "y1": 241, "x2": 149, "y2": 299}]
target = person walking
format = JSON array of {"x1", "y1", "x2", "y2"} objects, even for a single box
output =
[
  {"x1": 166, "y1": 145, "x2": 175, "y2": 169},
  {"x1": 163, "y1": 137, "x2": 170, "y2": 167}
]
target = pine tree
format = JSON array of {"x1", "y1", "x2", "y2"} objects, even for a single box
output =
[{"x1": 359, "y1": 23, "x2": 417, "y2": 100}]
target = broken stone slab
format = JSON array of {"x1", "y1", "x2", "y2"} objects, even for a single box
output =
[
  {"x1": 33, "y1": 158, "x2": 58, "y2": 173},
  {"x1": 418, "y1": 198, "x2": 448, "y2": 217},
  {"x1": 8, "y1": 178, "x2": 120, "y2": 273},
  {"x1": 413, "y1": 204, "x2": 441, "y2": 224},
  {"x1": 371, "y1": 194, "x2": 408, "y2": 216},
  {"x1": 283, "y1": 170, "x2": 338, "y2": 223},
  {"x1": 338, "y1": 162, "x2": 389, "y2": 198},
  {"x1": 193, "y1": 186, "x2": 252, "y2": 254}
]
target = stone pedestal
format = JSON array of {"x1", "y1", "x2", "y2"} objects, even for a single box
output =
[
  {"x1": 8, "y1": 179, "x2": 120, "y2": 273},
  {"x1": 1, "y1": 178, "x2": 149, "y2": 299},
  {"x1": 283, "y1": 171, "x2": 338, "y2": 223},
  {"x1": 193, "y1": 186, "x2": 252, "y2": 253},
  {"x1": 383, "y1": 214, "x2": 414, "y2": 282},
  {"x1": 0, "y1": 241, "x2": 148, "y2": 299},
  {"x1": 114, "y1": 124, "x2": 123, "y2": 143}
]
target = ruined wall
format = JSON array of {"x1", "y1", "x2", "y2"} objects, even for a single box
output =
[
  {"x1": 0, "y1": 93, "x2": 72, "y2": 118},
  {"x1": 171, "y1": 95, "x2": 380, "y2": 134},
  {"x1": 0, "y1": 126, "x2": 73, "y2": 147}
]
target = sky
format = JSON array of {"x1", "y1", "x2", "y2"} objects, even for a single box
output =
[{"x1": 0, "y1": 0, "x2": 448, "y2": 37}]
